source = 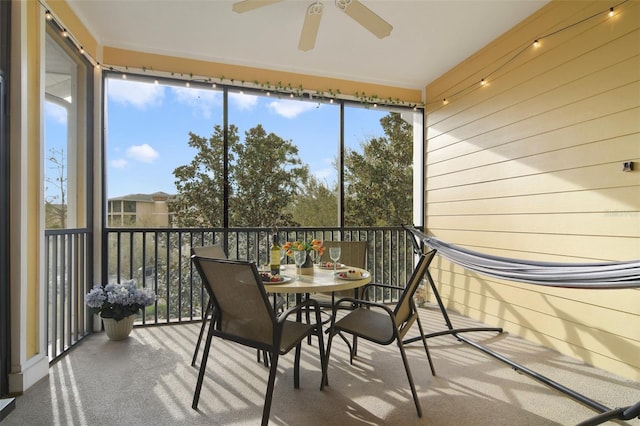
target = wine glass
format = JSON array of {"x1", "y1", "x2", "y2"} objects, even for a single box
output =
[
  {"x1": 329, "y1": 247, "x2": 341, "y2": 273},
  {"x1": 293, "y1": 250, "x2": 307, "y2": 279}
]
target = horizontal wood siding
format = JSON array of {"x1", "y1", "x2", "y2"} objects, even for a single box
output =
[{"x1": 424, "y1": 0, "x2": 640, "y2": 381}]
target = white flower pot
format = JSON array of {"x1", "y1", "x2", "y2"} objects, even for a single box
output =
[{"x1": 102, "y1": 315, "x2": 135, "y2": 340}]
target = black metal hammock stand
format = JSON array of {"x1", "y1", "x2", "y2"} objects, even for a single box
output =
[{"x1": 402, "y1": 225, "x2": 640, "y2": 426}]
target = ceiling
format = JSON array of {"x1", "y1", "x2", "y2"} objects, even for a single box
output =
[{"x1": 66, "y1": 0, "x2": 548, "y2": 90}]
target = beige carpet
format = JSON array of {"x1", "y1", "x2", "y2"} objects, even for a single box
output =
[{"x1": 4, "y1": 306, "x2": 639, "y2": 425}]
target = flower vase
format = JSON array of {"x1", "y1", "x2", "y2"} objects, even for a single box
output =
[
  {"x1": 102, "y1": 315, "x2": 135, "y2": 340},
  {"x1": 300, "y1": 252, "x2": 314, "y2": 276}
]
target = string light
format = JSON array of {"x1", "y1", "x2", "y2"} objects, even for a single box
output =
[
  {"x1": 121, "y1": 73, "x2": 127, "y2": 79},
  {"x1": 432, "y1": 0, "x2": 628, "y2": 108},
  {"x1": 37, "y1": 0, "x2": 629, "y2": 111}
]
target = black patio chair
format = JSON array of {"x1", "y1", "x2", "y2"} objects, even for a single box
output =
[
  {"x1": 191, "y1": 256, "x2": 326, "y2": 426},
  {"x1": 323, "y1": 249, "x2": 437, "y2": 418}
]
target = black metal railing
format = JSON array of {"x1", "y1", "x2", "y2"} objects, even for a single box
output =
[
  {"x1": 44, "y1": 228, "x2": 92, "y2": 361},
  {"x1": 104, "y1": 226, "x2": 418, "y2": 326},
  {"x1": 44, "y1": 226, "x2": 418, "y2": 360}
]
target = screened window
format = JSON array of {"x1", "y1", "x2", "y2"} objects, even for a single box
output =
[{"x1": 104, "y1": 74, "x2": 422, "y2": 229}]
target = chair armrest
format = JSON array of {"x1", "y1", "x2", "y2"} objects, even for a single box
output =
[
  {"x1": 332, "y1": 297, "x2": 395, "y2": 318},
  {"x1": 360, "y1": 282, "x2": 405, "y2": 300}
]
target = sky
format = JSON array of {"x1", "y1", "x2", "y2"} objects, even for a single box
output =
[{"x1": 45, "y1": 76, "x2": 396, "y2": 200}]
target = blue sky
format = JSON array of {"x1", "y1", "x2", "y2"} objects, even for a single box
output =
[{"x1": 46, "y1": 76, "x2": 391, "y2": 199}]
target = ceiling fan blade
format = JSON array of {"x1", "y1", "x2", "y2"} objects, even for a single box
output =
[
  {"x1": 298, "y1": 2, "x2": 324, "y2": 51},
  {"x1": 337, "y1": 0, "x2": 392, "y2": 39},
  {"x1": 232, "y1": 0, "x2": 284, "y2": 14}
]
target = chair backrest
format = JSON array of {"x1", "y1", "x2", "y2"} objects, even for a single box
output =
[
  {"x1": 394, "y1": 249, "x2": 436, "y2": 324},
  {"x1": 320, "y1": 241, "x2": 368, "y2": 269},
  {"x1": 192, "y1": 256, "x2": 275, "y2": 347},
  {"x1": 191, "y1": 244, "x2": 227, "y2": 259}
]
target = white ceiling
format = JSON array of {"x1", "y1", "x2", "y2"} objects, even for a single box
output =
[{"x1": 65, "y1": 0, "x2": 548, "y2": 90}]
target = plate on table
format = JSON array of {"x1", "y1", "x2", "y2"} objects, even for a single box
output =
[
  {"x1": 317, "y1": 262, "x2": 347, "y2": 270},
  {"x1": 260, "y1": 273, "x2": 293, "y2": 285},
  {"x1": 335, "y1": 270, "x2": 370, "y2": 280}
]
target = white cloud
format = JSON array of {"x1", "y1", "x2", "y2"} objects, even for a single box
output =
[
  {"x1": 107, "y1": 78, "x2": 164, "y2": 110},
  {"x1": 171, "y1": 86, "x2": 221, "y2": 119},
  {"x1": 45, "y1": 102, "x2": 67, "y2": 124},
  {"x1": 314, "y1": 167, "x2": 335, "y2": 181},
  {"x1": 110, "y1": 158, "x2": 128, "y2": 169},
  {"x1": 229, "y1": 92, "x2": 258, "y2": 111},
  {"x1": 267, "y1": 99, "x2": 316, "y2": 118},
  {"x1": 126, "y1": 144, "x2": 159, "y2": 163}
]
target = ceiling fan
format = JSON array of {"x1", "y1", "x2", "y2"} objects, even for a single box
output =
[{"x1": 232, "y1": 0, "x2": 393, "y2": 51}]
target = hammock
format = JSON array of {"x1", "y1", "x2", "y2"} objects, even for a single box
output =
[{"x1": 405, "y1": 227, "x2": 640, "y2": 289}]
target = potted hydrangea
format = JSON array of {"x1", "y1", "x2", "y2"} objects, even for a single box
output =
[{"x1": 85, "y1": 280, "x2": 156, "y2": 340}]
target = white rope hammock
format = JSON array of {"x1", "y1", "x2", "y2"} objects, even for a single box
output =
[{"x1": 406, "y1": 227, "x2": 640, "y2": 289}]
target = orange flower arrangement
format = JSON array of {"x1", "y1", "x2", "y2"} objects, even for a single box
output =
[{"x1": 282, "y1": 239, "x2": 325, "y2": 257}]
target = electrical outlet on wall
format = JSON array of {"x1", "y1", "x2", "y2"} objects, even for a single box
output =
[{"x1": 622, "y1": 161, "x2": 634, "y2": 172}]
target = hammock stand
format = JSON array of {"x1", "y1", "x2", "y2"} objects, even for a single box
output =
[{"x1": 402, "y1": 225, "x2": 640, "y2": 425}]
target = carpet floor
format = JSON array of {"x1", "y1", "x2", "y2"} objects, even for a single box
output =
[{"x1": 3, "y1": 305, "x2": 639, "y2": 425}]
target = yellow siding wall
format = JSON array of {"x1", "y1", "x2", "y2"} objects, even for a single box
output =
[{"x1": 424, "y1": 0, "x2": 639, "y2": 380}]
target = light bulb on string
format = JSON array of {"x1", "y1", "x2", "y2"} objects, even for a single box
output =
[
  {"x1": 609, "y1": 7, "x2": 614, "y2": 17},
  {"x1": 480, "y1": 78, "x2": 487, "y2": 86},
  {"x1": 443, "y1": 98, "x2": 449, "y2": 105},
  {"x1": 45, "y1": 10, "x2": 53, "y2": 20},
  {"x1": 533, "y1": 39, "x2": 540, "y2": 48},
  {"x1": 61, "y1": 28, "x2": 68, "y2": 37},
  {"x1": 122, "y1": 73, "x2": 127, "y2": 79}
]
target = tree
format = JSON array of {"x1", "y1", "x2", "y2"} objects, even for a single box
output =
[
  {"x1": 290, "y1": 176, "x2": 338, "y2": 227},
  {"x1": 45, "y1": 147, "x2": 67, "y2": 229},
  {"x1": 171, "y1": 123, "x2": 308, "y2": 228},
  {"x1": 231, "y1": 124, "x2": 309, "y2": 227},
  {"x1": 343, "y1": 112, "x2": 413, "y2": 226},
  {"x1": 170, "y1": 125, "x2": 236, "y2": 227}
]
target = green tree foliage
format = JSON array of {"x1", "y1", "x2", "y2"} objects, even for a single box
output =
[
  {"x1": 231, "y1": 124, "x2": 309, "y2": 227},
  {"x1": 170, "y1": 125, "x2": 236, "y2": 227},
  {"x1": 343, "y1": 112, "x2": 413, "y2": 226},
  {"x1": 171, "y1": 124, "x2": 308, "y2": 228},
  {"x1": 291, "y1": 176, "x2": 338, "y2": 227}
]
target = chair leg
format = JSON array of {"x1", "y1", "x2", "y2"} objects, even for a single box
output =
[
  {"x1": 257, "y1": 350, "x2": 270, "y2": 367},
  {"x1": 314, "y1": 321, "x2": 327, "y2": 390},
  {"x1": 192, "y1": 315, "x2": 216, "y2": 410},
  {"x1": 397, "y1": 338, "x2": 422, "y2": 418},
  {"x1": 416, "y1": 314, "x2": 436, "y2": 376},
  {"x1": 323, "y1": 328, "x2": 336, "y2": 387},
  {"x1": 293, "y1": 342, "x2": 302, "y2": 389},
  {"x1": 192, "y1": 299, "x2": 213, "y2": 366},
  {"x1": 262, "y1": 351, "x2": 279, "y2": 426}
]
